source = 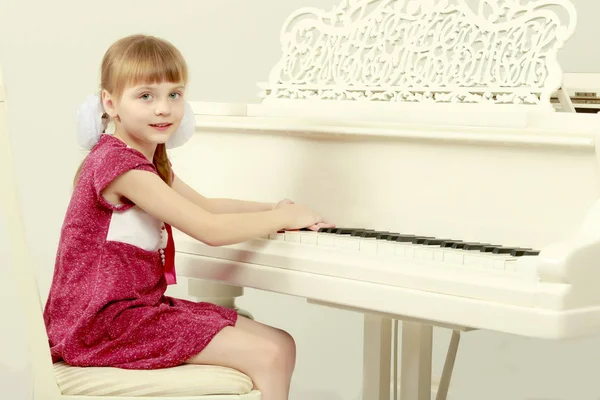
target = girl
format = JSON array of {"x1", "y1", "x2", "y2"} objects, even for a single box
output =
[{"x1": 43, "y1": 34, "x2": 332, "y2": 400}]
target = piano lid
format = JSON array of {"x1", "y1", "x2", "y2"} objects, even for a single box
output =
[{"x1": 247, "y1": 0, "x2": 579, "y2": 123}]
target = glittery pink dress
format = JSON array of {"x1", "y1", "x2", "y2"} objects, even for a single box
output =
[{"x1": 43, "y1": 134, "x2": 238, "y2": 369}]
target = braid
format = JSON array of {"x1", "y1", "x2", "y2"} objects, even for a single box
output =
[{"x1": 153, "y1": 143, "x2": 172, "y2": 186}]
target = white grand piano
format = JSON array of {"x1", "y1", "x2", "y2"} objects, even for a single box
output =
[{"x1": 171, "y1": 1, "x2": 600, "y2": 399}]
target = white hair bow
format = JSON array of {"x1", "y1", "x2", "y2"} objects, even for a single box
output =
[{"x1": 75, "y1": 93, "x2": 195, "y2": 150}]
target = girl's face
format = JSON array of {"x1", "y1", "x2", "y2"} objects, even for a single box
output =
[{"x1": 104, "y1": 81, "x2": 186, "y2": 147}]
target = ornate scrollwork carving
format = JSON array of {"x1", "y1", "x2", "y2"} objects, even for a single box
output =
[{"x1": 260, "y1": 0, "x2": 577, "y2": 107}]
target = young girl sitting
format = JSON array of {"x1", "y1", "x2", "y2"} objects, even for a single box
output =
[{"x1": 43, "y1": 34, "x2": 333, "y2": 400}]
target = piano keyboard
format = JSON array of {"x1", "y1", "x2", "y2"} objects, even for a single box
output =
[
  {"x1": 176, "y1": 226, "x2": 547, "y2": 308},
  {"x1": 267, "y1": 227, "x2": 540, "y2": 275}
]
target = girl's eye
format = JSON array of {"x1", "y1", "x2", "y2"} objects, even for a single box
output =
[
  {"x1": 170, "y1": 92, "x2": 180, "y2": 99},
  {"x1": 140, "y1": 93, "x2": 153, "y2": 100}
]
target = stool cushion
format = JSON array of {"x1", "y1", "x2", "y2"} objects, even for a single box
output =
[{"x1": 54, "y1": 362, "x2": 253, "y2": 396}]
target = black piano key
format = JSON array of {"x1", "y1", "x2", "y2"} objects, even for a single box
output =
[
  {"x1": 332, "y1": 228, "x2": 348, "y2": 234},
  {"x1": 423, "y1": 238, "x2": 450, "y2": 246},
  {"x1": 321, "y1": 227, "x2": 341, "y2": 233},
  {"x1": 396, "y1": 235, "x2": 417, "y2": 242},
  {"x1": 510, "y1": 249, "x2": 539, "y2": 256},
  {"x1": 480, "y1": 245, "x2": 502, "y2": 253},
  {"x1": 360, "y1": 231, "x2": 383, "y2": 239},
  {"x1": 492, "y1": 247, "x2": 522, "y2": 255},
  {"x1": 441, "y1": 240, "x2": 466, "y2": 247},
  {"x1": 373, "y1": 231, "x2": 390, "y2": 237},
  {"x1": 377, "y1": 232, "x2": 399, "y2": 240},
  {"x1": 351, "y1": 229, "x2": 375, "y2": 237},
  {"x1": 411, "y1": 236, "x2": 436, "y2": 244},
  {"x1": 358, "y1": 231, "x2": 388, "y2": 238},
  {"x1": 386, "y1": 234, "x2": 401, "y2": 241},
  {"x1": 462, "y1": 243, "x2": 490, "y2": 251},
  {"x1": 452, "y1": 241, "x2": 487, "y2": 249},
  {"x1": 334, "y1": 228, "x2": 363, "y2": 235}
]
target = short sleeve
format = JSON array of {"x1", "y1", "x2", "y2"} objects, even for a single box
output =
[{"x1": 91, "y1": 146, "x2": 156, "y2": 211}]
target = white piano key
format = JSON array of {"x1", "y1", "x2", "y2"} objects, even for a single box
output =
[
  {"x1": 359, "y1": 239, "x2": 378, "y2": 254},
  {"x1": 414, "y1": 247, "x2": 434, "y2": 260},
  {"x1": 334, "y1": 237, "x2": 347, "y2": 249},
  {"x1": 464, "y1": 253, "x2": 492, "y2": 268},
  {"x1": 300, "y1": 231, "x2": 319, "y2": 245},
  {"x1": 394, "y1": 245, "x2": 405, "y2": 257},
  {"x1": 493, "y1": 255, "x2": 514, "y2": 270},
  {"x1": 335, "y1": 237, "x2": 360, "y2": 250},
  {"x1": 268, "y1": 232, "x2": 285, "y2": 241},
  {"x1": 443, "y1": 251, "x2": 464, "y2": 265},
  {"x1": 347, "y1": 239, "x2": 361, "y2": 250},
  {"x1": 404, "y1": 246, "x2": 416, "y2": 258},
  {"x1": 513, "y1": 256, "x2": 538, "y2": 276},
  {"x1": 505, "y1": 259, "x2": 516, "y2": 272},
  {"x1": 317, "y1": 235, "x2": 335, "y2": 247},
  {"x1": 284, "y1": 231, "x2": 301, "y2": 243},
  {"x1": 377, "y1": 241, "x2": 397, "y2": 256}
]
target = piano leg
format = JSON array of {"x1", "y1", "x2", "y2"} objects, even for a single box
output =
[
  {"x1": 435, "y1": 330, "x2": 460, "y2": 400},
  {"x1": 307, "y1": 299, "x2": 468, "y2": 400},
  {"x1": 363, "y1": 314, "x2": 393, "y2": 400},
  {"x1": 400, "y1": 322, "x2": 433, "y2": 400}
]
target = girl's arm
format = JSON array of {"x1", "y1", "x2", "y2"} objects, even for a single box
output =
[
  {"x1": 105, "y1": 169, "x2": 323, "y2": 246},
  {"x1": 172, "y1": 174, "x2": 276, "y2": 214}
]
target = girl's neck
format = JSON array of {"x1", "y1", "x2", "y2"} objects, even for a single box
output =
[{"x1": 113, "y1": 130, "x2": 156, "y2": 161}]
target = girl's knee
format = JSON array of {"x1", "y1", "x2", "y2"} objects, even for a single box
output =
[
  {"x1": 278, "y1": 329, "x2": 296, "y2": 363},
  {"x1": 260, "y1": 329, "x2": 296, "y2": 372}
]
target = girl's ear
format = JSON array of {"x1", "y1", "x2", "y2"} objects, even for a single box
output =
[{"x1": 101, "y1": 89, "x2": 118, "y2": 119}]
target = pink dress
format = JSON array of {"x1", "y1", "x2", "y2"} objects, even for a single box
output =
[{"x1": 43, "y1": 134, "x2": 238, "y2": 369}]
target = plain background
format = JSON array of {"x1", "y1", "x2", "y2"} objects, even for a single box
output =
[{"x1": 1, "y1": 1, "x2": 600, "y2": 399}]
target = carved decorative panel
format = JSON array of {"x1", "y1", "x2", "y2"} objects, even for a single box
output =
[{"x1": 260, "y1": 0, "x2": 577, "y2": 107}]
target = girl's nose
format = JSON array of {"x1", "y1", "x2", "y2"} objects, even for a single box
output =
[{"x1": 155, "y1": 101, "x2": 171, "y2": 115}]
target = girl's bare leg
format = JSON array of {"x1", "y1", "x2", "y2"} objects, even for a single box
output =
[{"x1": 186, "y1": 316, "x2": 296, "y2": 400}]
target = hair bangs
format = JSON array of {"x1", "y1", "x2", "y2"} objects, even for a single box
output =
[{"x1": 107, "y1": 36, "x2": 188, "y2": 98}]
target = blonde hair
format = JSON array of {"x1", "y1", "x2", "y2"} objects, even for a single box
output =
[{"x1": 74, "y1": 34, "x2": 189, "y2": 187}]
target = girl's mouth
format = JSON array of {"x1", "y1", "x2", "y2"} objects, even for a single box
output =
[{"x1": 150, "y1": 123, "x2": 172, "y2": 131}]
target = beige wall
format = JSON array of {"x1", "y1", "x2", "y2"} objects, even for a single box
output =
[{"x1": 1, "y1": 1, "x2": 600, "y2": 399}]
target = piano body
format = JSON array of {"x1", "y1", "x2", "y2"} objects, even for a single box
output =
[{"x1": 169, "y1": 1, "x2": 600, "y2": 399}]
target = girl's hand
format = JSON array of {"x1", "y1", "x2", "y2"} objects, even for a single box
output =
[
  {"x1": 276, "y1": 202, "x2": 335, "y2": 231},
  {"x1": 274, "y1": 198, "x2": 294, "y2": 209},
  {"x1": 304, "y1": 221, "x2": 336, "y2": 232}
]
